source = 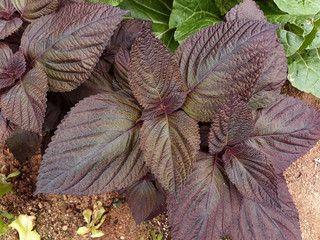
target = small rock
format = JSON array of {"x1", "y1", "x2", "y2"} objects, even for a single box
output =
[
  {"x1": 120, "y1": 237, "x2": 124, "y2": 239},
  {"x1": 62, "y1": 225, "x2": 68, "y2": 231}
]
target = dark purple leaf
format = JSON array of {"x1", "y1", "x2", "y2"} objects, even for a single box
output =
[
  {"x1": 225, "y1": 0, "x2": 287, "y2": 109},
  {"x1": 223, "y1": 146, "x2": 278, "y2": 207},
  {"x1": 0, "y1": 0, "x2": 23, "y2": 40},
  {"x1": 11, "y1": 0, "x2": 59, "y2": 22},
  {"x1": 140, "y1": 111, "x2": 199, "y2": 194},
  {"x1": 199, "y1": 122, "x2": 210, "y2": 152},
  {"x1": 246, "y1": 95, "x2": 320, "y2": 174},
  {"x1": 231, "y1": 198, "x2": 302, "y2": 240},
  {"x1": 167, "y1": 152, "x2": 242, "y2": 240},
  {"x1": 209, "y1": 97, "x2": 253, "y2": 154},
  {"x1": 114, "y1": 47, "x2": 130, "y2": 90},
  {"x1": 44, "y1": 92, "x2": 73, "y2": 131},
  {"x1": 175, "y1": 20, "x2": 278, "y2": 121},
  {"x1": 0, "y1": 111, "x2": 16, "y2": 143},
  {"x1": 125, "y1": 178, "x2": 157, "y2": 224},
  {"x1": 225, "y1": 0, "x2": 267, "y2": 22},
  {"x1": 36, "y1": 93, "x2": 147, "y2": 195},
  {"x1": 129, "y1": 31, "x2": 186, "y2": 119},
  {"x1": 58, "y1": 0, "x2": 84, "y2": 9},
  {"x1": 21, "y1": 3, "x2": 128, "y2": 92},
  {"x1": 6, "y1": 128, "x2": 42, "y2": 164},
  {"x1": 0, "y1": 68, "x2": 48, "y2": 133},
  {"x1": 0, "y1": 42, "x2": 13, "y2": 70},
  {"x1": 0, "y1": 51, "x2": 26, "y2": 89}
]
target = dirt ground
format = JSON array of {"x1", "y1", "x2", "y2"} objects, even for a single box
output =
[{"x1": 0, "y1": 82, "x2": 319, "y2": 240}]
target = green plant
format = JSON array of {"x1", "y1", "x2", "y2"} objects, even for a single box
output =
[
  {"x1": 0, "y1": 211, "x2": 13, "y2": 235},
  {"x1": 77, "y1": 201, "x2": 107, "y2": 238},
  {"x1": 0, "y1": 165, "x2": 20, "y2": 199},
  {"x1": 8, "y1": 214, "x2": 41, "y2": 240},
  {"x1": 151, "y1": 230, "x2": 163, "y2": 240}
]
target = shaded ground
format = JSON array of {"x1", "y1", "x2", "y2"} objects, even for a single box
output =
[{"x1": 0, "y1": 82, "x2": 319, "y2": 240}]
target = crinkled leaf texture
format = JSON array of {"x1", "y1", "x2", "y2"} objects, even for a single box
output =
[
  {"x1": 10, "y1": 0, "x2": 59, "y2": 22},
  {"x1": 129, "y1": 31, "x2": 185, "y2": 119},
  {"x1": 6, "y1": 128, "x2": 42, "y2": 164},
  {"x1": 125, "y1": 177, "x2": 166, "y2": 224},
  {"x1": 223, "y1": 146, "x2": 278, "y2": 207},
  {"x1": 0, "y1": 112, "x2": 16, "y2": 143},
  {"x1": 209, "y1": 97, "x2": 253, "y2": 154},
  {"x1": 246, "y1": 95, "x2": 320, "y2": 174},
  {"x1": 232, "y1": 198, "x2": 302, "y2": 240},
  {"x1": 167, "y1": 152, "x2": 242, "y2": 240},
  {"x1": 176, "y1": 20, "x2": 279, "y2": 121},
  {"x1": 36, "y1": 93, "x2": 147, "y2": 195},
  {"x1": 0, "y1": 68, "x2": 48, "y2": 133},
  {"x1": 0, "y1": 0, "x2": 23, "y2": 40},
  {"x1": 140, "y1": 111, "x2": 199, "y2": 194},
  {"x1": 225, "y1": 0, "x2": 287, "y2": 109},
  {"x1": 21, "y1": 3, "x2": 128, "y2": 92},
  {"x1": 0, "y1": 51, "x2": 26, "y2": 89}
]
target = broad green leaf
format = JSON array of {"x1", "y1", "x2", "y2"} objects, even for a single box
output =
[
  {"x1": 169, "y1": 0, "x2": 221, "y2": 43},
  {"x1": 140, "y1": 111, "x2": 199, "y2": 194},
  {"x1": 288, "y1": 48, "x2": 320, "y2": 97},
  {"x1": 214, "y1": 0, "x2": 241, "y2": 15},
  {"x1": 118, "y1": 0, "x2": 178, "y2": 52},
  {"x1": 129, "y1": 30, "x2": 185, "y2": 119},
  {"x1": 0, "y1": 68, "x2": 47, "y2": 133},
  {"x1": 85, "y1": 0, "x2": 123, "y2": 6},
  {"x1": 274, "y1": 0, "x2": 320, "y2": 15},
  {"x1": 278, "y1": 28, "x2": 304, "y2": 56},
  {"x1": 21, "y1": 3, "x2": 128, "y2": 91},
  {"x1": 0, "y1": 217, "x2": 8, "y2": 235},
  {"x1": 10, "y1": 0, "x2": 59, "y2": 22},
  {"x1": 77, "y1": 226, "x2": 91, "y2": 235},
  {"x1": 36, "y1": 93, "x2": 147, "y2": 195},
  {"x1": 8, "y1": 215, "x2": 41, "y2": 240}
]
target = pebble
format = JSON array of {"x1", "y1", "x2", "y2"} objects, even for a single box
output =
[
  {"x1": 120, "y1": 236, "x2": 124, "y2": 239},
  {"x1": 62, "y1": 225, "x2": 68, "y2": 231}
]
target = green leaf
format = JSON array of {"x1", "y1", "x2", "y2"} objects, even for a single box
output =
[
  {"x1": 278, "y1": 28, "x2": 304, "y2": 56},
  {"x1": 0, "y1": 217, "x2": 8, "y2": 235},
  {"x1": 169, "y1": 0, "x2": 221, "y2": 43},
  {"x1": 6, "y1": 171, "x2": 20, "y2": 179},
  {"x1": 274, "y1": 0, "x2": 320, "y2": 15},
  {"x1": 85, "y1": 0, "x2": 123, "y2": 6},
  {"x1": 77, "y1": 226, "x2": 91, "y2": 235},
  {"x1": 118, "y1": 0, "x2": 178, "y2": 52},
  {"x1": 288, "y1": 48, "x2": 320, "y2": 97},
  {"x1": 0, "y1": 174, "x2": 12, "y2": 199},
  {"x1": 8, "y1": 215, "x2": 41, "y2": 240},
  {"x1": 214, "y1": 0, "x2": 241, "y2": 15}
]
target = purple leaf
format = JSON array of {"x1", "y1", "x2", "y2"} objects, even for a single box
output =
[
  {"x1": 58, "y1": 0, "x2": 84, "y2": 9},
  {"x1": 175, "y1": 20, "x2": 278, "y2": 121},
  {"x1": 21, "y1": 3, "x2": 128, "y2": 92},
  {"x1": 0, "y1": 68, "x2": 48, "y2": 133},
  {"x1": 225, "y1": 0, "x2": 287, "y2": 109},
  {"x1": 0, "y1": 111, "x2": 16, "y2": 143},
  {"x1": 125, "y1": 178, "x2": 157, "y2": 224},
  {"x1": 10, "y1": 0, "x2": 59, "y2": 22},
  {"x1": 246, "y1": 95, "x2": 320, "y2": 174},
  {"x1": 0, "y1": 51, "x2": 26, "y2": 89},
  {"x1": 231, "y1": 198, "x2": 302, "y2": 240},
  {"x1": 0, "y1": 42, "x2": 13, "y2": 69},
  {"x1": 223, "y1": 146, "x2": 279, "y2": 207},
  {"x1": 6, "y1": 128, "x2": 42, "y2": 164},
  {"x1": 140, "y1": 111, "x2": 200, "y2": 194},
  {"x1": 209, "y1": 97, "x2": 253, "y2": 154},
  {"x1": 199, "y1": 123, "x2": 210, "y2": 152},
  {"x1": 114, "y1": 47, "x2": 130, "y2": 90},
  {"x1": 225, "y1": 0, "x2": 267, "y2": 22},
  {"x1": 0, "y1": 0, "x2": 23, "y2": 40},
  {"x1": 167, "y1": 152, "x2": 242, "y2": 240},
  {"x1": 36, "y1": 93, "x2": 147, "y2": 195},
  {"x1": 129, "y1": 31, "x2": 186, "y2": 119}
]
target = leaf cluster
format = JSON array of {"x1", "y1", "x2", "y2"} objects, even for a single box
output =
[{"x1": 1, "y1": 0, "x2": 320, "y2": 239}]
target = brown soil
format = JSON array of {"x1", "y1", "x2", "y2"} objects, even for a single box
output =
[{"x1": 0, "y1": 81, "x2": 319, "y2": 240}]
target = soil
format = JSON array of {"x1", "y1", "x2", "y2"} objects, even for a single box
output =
[{"x1": 0, "y1": 81, "x2": 319, "y2": 240}]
